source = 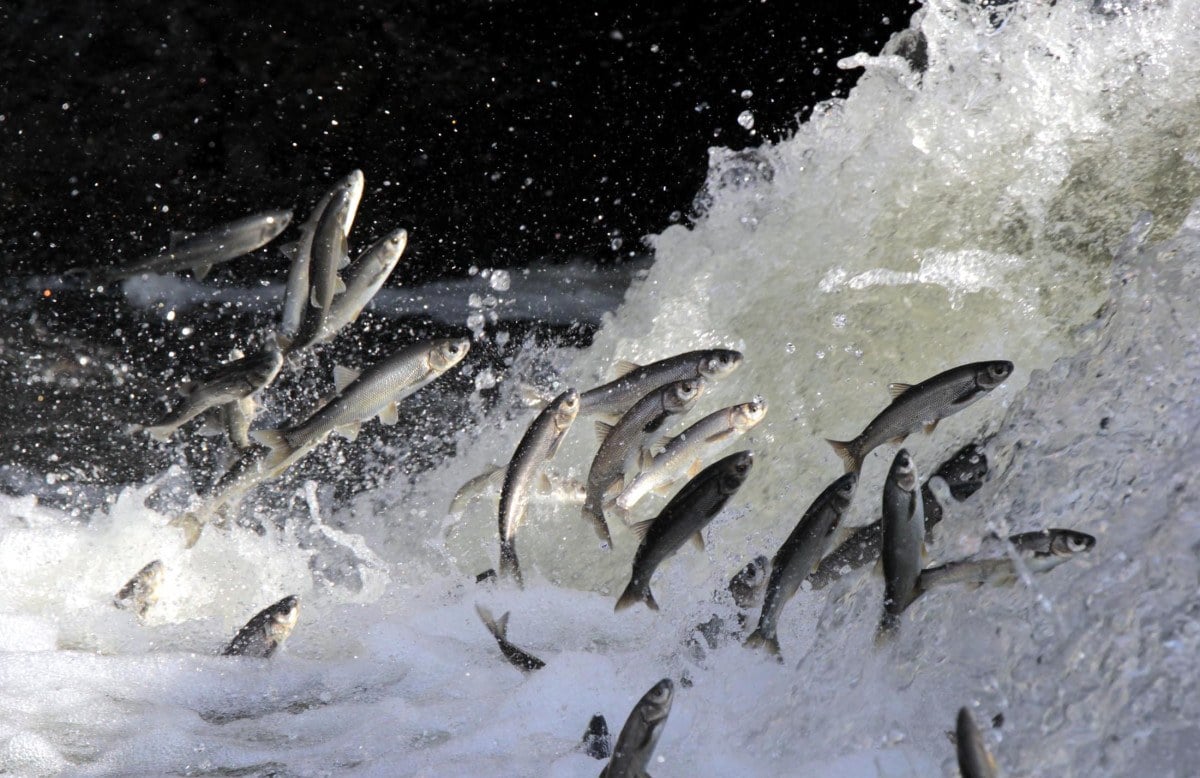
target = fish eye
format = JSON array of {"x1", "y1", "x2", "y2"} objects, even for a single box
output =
[
  {"x1": 1068, "y1": 535, "x2": 1089, "y2": 551},
  {"x1": 989, "y1": 364, "x2": 1009, "y2": 378}
]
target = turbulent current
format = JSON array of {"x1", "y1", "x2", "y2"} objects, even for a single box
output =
[{"x1": 4, "y1": 1, "x2": 1200, "y2": 775}]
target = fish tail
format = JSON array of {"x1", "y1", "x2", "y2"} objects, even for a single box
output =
[
  {"x1": 250, "y1": 429, "x2": 295, "y2": 459},
  {"x1": 474, "y1": 604, "x2": 504, "y2": 640},
  {"x1": 825, "y1": 438, "x2": 861, "y2": 473},
  {"x1": 614, "y1": 578, "x2": 658, "y2": 612},
  {"x1": 581, "y1": 503, "x2": 613, "y2": 548},
  {"x1": 743, "y1": 629, "x2": 782, "y2": 658},
  {"x1": 169, "y1": 512, "x2": 205, "y2": 548},
  {"x1": 498, "y1": 542, "x2": 524, "y2": 588}
]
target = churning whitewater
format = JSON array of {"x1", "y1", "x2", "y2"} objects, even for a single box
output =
[{"x1": 4, "y1": 1, "x2": 1200, "y2": 775}]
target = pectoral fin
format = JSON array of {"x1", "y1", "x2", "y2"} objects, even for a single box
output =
[{"x1": 379, "y1": 403, "x2": 399, "y2": 425}]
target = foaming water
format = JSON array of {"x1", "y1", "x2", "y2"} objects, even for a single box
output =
[{"x1": 4, "y1": 2, "x2": 1200, "y2": 775}]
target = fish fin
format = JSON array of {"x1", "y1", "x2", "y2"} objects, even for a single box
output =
[
  {"x1": 887, "y1": 382, "x2": 914, "y2": 399},
  {"x1": 923, "y1": 419, "x2": 939, "y2": 435},
  {"x1": 691, "y1": 531, "x2": 706, "y2": 552},
  {"x1": 495, "y1": 611, "x2": 510, "y2": 639},
  {"x1": 614, "y1": 580, "x2": 658, "y2": 612},
  {"x1": 137, "y1": 424, "x2": 176, "y2": 443},
  {"x1": 193, "y1": 411, "x2": 225, "y2": 437},
  {"x1": 278, "y1": 239, "x2": 300, "y2": 259},
  {"x1": 333, "y1": 365, "x2": 361, "y2": 393},
  {"x1": 310, "y1": 288, "x2": 323, "y2": 308},
  {"x1": 889, "y1": 435, "x2": 906, "y2": 445},
  {"x1": 338, "y1": 254, "x2": 351, "y2": 270},
  {"x1": 602, "y1": 477, "x2": 625, "y2": 499},
  {"x1": 594, "y1": 420, "x2": 615, "y2": 444},
  {"x1": 703, "y1": 428, "x2": 737, "y2": 446},
  {"x1": 378, "y1": 403, "x2": 399, "y2": 426},
  {"x1": 250, "y1": 429, "x2": 295, "y2": 459},
  {"x1": 175, "y1": 379, "x2": 195, "y2": 397},
  {"x1": 334, "y1": 276, "x2": 347, "y2": 294},
  {"x1": 652, "y1": 482, "x2": 677, "y2": 497},
  {"x1": 333, "y1": 421, "x2": 361, "y2": 441},
  {"x1": 275, "y1": 333, "x2": 293, "y2": 352},
  {"x1": 474, "y1": 603, "x2": 498, "y2": 636},
  {"x1": 169, "y1": 512, "x2": 205, "y2": 548},
  {"x1": 192, "y1": 262, "x2": 213, "y2": 281},
  {"x1": 629, "y1": 518, "x2": 655, "y2": 541},
  {"x1": 686, "y1": 459, "x2": 703, "y2": 478},
  {"x1": 952, "y1": 386, "x2": 981, "y2": 405},
  {"x1": 743, "y1": 630, "x2": 782, "y2": 658},
  {"x1": 538, "y1": 471, "x2": 553, "y2": 492},
  {"x1": 613, "y1": 360, "x2": 641, "y2": 378},
  {"x1": 648, "y1": 435, "x2": 671, "y2": 457},
  {"x1": 547, "y1": 428, "x2": 569, "y2": 460},
  {"x1": 825, "y1": 438, "x2": 860, "y2": 473}
]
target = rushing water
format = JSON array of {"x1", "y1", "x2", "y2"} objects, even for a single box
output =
[{"x1": 4, "y1": 1, "x2": 1200, "y2": 775}]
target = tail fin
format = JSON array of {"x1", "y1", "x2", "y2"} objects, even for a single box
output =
[
  {"x1": 475, "y1": 604, "x2": 509, "y2": 641},
  {"x1": 498, "y1": 541, "x2": 524, "y2": 588},
  {"x1": 743, "y1": 629, "x2": 782, "y2": 659},
  {"x1": 129, "y1": 422, "x2": 175, "y2": 442},
  {"x1": 614, "y1": 578, "x2": 659, "y2": 612},
  {"x1": 250, "y1": 429, "x2": 295, "y2": 460},
  {"x1": 169, "y1": 512, "x2": 205, "y2": 548},
  {"x1": 825, "y1": 438, "x2": 861, "y2": 473},
  {"x1": 581, "y1": 503, "x2": 614, "y2": 548}
]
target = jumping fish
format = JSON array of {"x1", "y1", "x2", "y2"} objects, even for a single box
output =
[
  {"x1": 878, "y1": 449, "x2": 924, "y2": 642},
  {"x1": 221, "y1": 595, "x2": 300, "y2": 658},
  {"x1": 314, "y1": 228, "x2": 408, "y2": 344},
  {"x1": 113, "y1": 560, "x2": 165, "y2": 620},
  {"x1": 579, "y1": 349, "x2": 742, "y2": 419},
  {"x1": 601, "y1": 678, "x2": 674, "y2": 778},
  {"x1": 287, "y1": 186, "x2": 353, "y2": 352},
  {"x1": 825, "y1": 361, "x2": 1012, "y2": 473},
  {"x1": 918, "y1": 529, "x2": 1095, "y2": 592},
  {"x1": 744, "y1": 473, "x2": 857, "y2": 657},
  {"x1": 475, "y1": 604, "x2": 546, "y2": 672}
]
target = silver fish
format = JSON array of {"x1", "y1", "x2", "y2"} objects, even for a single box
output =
[
  {"x1": 745, "y1": 473, "x2": 857, "y2": 657},
  {"x1": 106, "y1": 209, "x2": 292, "y2": 280},
  {"x1": 498, "y1": 390, "x2": 581, "y2": 586},
  {"x1": 581, "y1": 714, "x2": 611, "y2": 760},
  {"x1": 825, "y1": 361, "x2": 1012, "y2": 473},
  {"x1": 956, "y1": 707, "x2": 999, "y2": 778},
  {"x1": 280, "y1": 171, "x2": 365, "y2": 337},
  {"x1": 315, "y1": 228, "x2": 408, "y2": 344},
  {"x1": 221, "y1": 595, "x2": 300, "y2": 658},
  {"x1": 601, "y1": 678, "x2": 674, "y2": 778},
  {"x1": 878, "y1": 449, "x2": 924, "y2": 641},
  {"x1": 919, "y1": 529, "x2": 1095, "y2": 592},
  {"x1": 807, "y1": 443, "x2": 989, "y2": 591},
  {"x1": 252, "y1": 337, "x2": 470, "y2": 460},
  {"x1": 615, "y1": 450, "x2": 754, "y2": 612},
  {"x1": 728, "y1": 554, "x2": 771, "y2": 612},
  {"x1": 475, "y1": 604, "x2": 545, "y2": 672},
  {"x1": 134, "y1": 340, "x2": 283, "y2": 442},
  {"x1": 583, "y1": 378, "x2": 706, "y2": 546},
  {"x1": 579, "y1": 349, "x2": 742, "y2": 419},
  {"x1": 287, "y1": 187, "x2": 353, "y2": 352},
  {"x1": 616, "y1": 399, "x2": 767, "y2": 513},
  {"x1": 449, "y1": 465, "x2": 585, "y2": 514},
  {"x1": 113, "y1": 560, "x2": 165, "y2": 620}
]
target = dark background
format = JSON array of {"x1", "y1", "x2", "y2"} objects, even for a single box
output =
[{"x1": 0, "y1": 0, "x2": 917, "y2": 494}]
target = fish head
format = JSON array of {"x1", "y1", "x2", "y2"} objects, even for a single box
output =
[
  {"x1": 141, "y1": 560, "x2": 166, "y2": 587},
  {"x1": 259, "y1": 209, "x2": 294, "y2": 239},
  {"x1": 428, "y1": 338, "x2": 472, "y2": 372},
  {"x1": 551, "y1": 389, "x2": 581, "y2": 431},
  {"x1": 267, "y1": 595, "x2": 301, "y2": 641},
  {"x1": 889, "y1": 449, "x2": 919, "y2": 492},
  {"x1": 729, "y1": 555, "x2": 771, "y2": 607},
  {"x1": 339, "y1": 169, "x2": 366, "y2": 198},
  {"x1": 732, "y1": 398, "x2": 768, "y2": 430},
  {"x1": 379, "y1": 228, "x2": 409, "y2": 262},
  {"x1": 717, "y1": 450, "x2": 754, "y2": 494},
  {"x1": 640, "y1": 678, "x2": 675, "y2": 723},
  {"x1": 662, "y1": 378, "x2": 706, "y2": 414},
  {"x1": 831, "y1": 472, "x2": 858, "y2": 511},
  {"x1": 1048, "y1": 530, "x2": 1096, "y2": 557},
  {"x1": 975, "y1": 361, "x2": 1014, "y2": 390},
  {"x1": 698, "y1": 349, "x2": 743, "y2": 381}
]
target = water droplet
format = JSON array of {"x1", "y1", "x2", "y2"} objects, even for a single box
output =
[
  {"x1": 466, "y1": 312, "x2": 485, "y2": 331},
  {"x1": 668, "y1": 211, "x2": 682, "y2": 223},
  {"x1": 832, "y1": 313, "x2": 847, "y2": 329},
  {"x1": 489, "y1": 270, "x2": 510, "y2": 291},
  {"x1": 740, "y1": 89, "x2": 753, "y2": 99},
  {"x1": 610, "y1": 237, "x2": 623, "y2": 251},
  {"x1": 785, "y1": 342, "x2": 796, "y2": 354},
  {"x1": 737, "y1": 110, "x2": 755, "y2": 130},
  {"x1": 467, "y1": 293, "x2": 482, "y2": 309},
  {"x1": 474, "y1": 368, "x2": 498, "y2": 391}
]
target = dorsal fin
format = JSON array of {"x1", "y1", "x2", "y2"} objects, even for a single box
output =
[
  {"x1": 630, "y1": 519, "x2": 655, "y2": 541},
  {"x1": 333, "y1": 365, "x2": 361, "y2": 393},
  {"x1": 594, "y1": 420, "x2": 615, "y2": 444},
  {"x1": 647, "y1": 435, "x2": 672, "y2": 457},
  {"x1": 613, "y1": 360, "x2": 641, "y2": 379},
  {"x1": 334, "y1": 276, "x2": 347, "y2": 294},
  {"x1": 888, "y1": 382, "x2": 914, "y2": 399}
]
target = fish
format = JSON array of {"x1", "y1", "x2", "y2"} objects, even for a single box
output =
[
  {"x1": 449, "y1": 465, "x2": 585, "y2": 514},
  {"x1": 579, "y1": 349, "x2": 742, "y2": 419},
  {"x1": 280, "y1": 170, "x2": 365, "y2": 337},
  {"x1": 583, "y1": 378, "x2": 706, "y2": 545},
  {"x1": 878, "y1": 449, "x2": 925, "y2": 641},
  {"x1": 222, "y1": 395, "x2": 258, "y2": 449},
  {"x1": 498, "y1": 390, "x2": 581, "y2": 586},
  {"x1": 616, "y1": 399, "x2": 767, "y2": 513},
  {"x1": 314, "y1": 228, "x2": 408, "y2": 344},
  {"x1": 601, "y1": 678, "x2": 674, "y2": 778},
  {"x1": 286, "y1": 187, "x2": 353, "y2": 352},
  {"x1": 918, "y1": 529, "x2": 1096, "y2": 592},
  {"x1": 581, "y1": 714, "x2": 611, "y2": 760},
  {"x1": 252, "y1": 337, "x2": 470, "y2": 460},
  {"x1": 615, "y1": 450, "x2": 754, "y2": 612},
  {"x1": 221, "y1": 595, "x2": 300, "y2": 658},
  {"x1": 133, "y1": 339, "x2": 284, "y2": 442},
  {"x1": 728, "y1": 554, "x2": 771, "y2": 612},
  {"x1": 825, "y1": 361, "x2": 1013, "y2": 473},
  {"x1": 474, "y1": 604, "x2": 546, "y2": 672},
  {"x1": 744, "y1": 473, "x2": 857, "y2": 657},
  {"x1": 113, "y1": 560, "x2": 165, "y2": 619},
  {"x1": 104, "y1": 209, "x2": 293, "y2": 281},
  {"x1": 807, "y1": 443, "x2": 989, "y2": 590},
  {"x1": 956, "y1": 707, "x2": 999, "y2": 778}
]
